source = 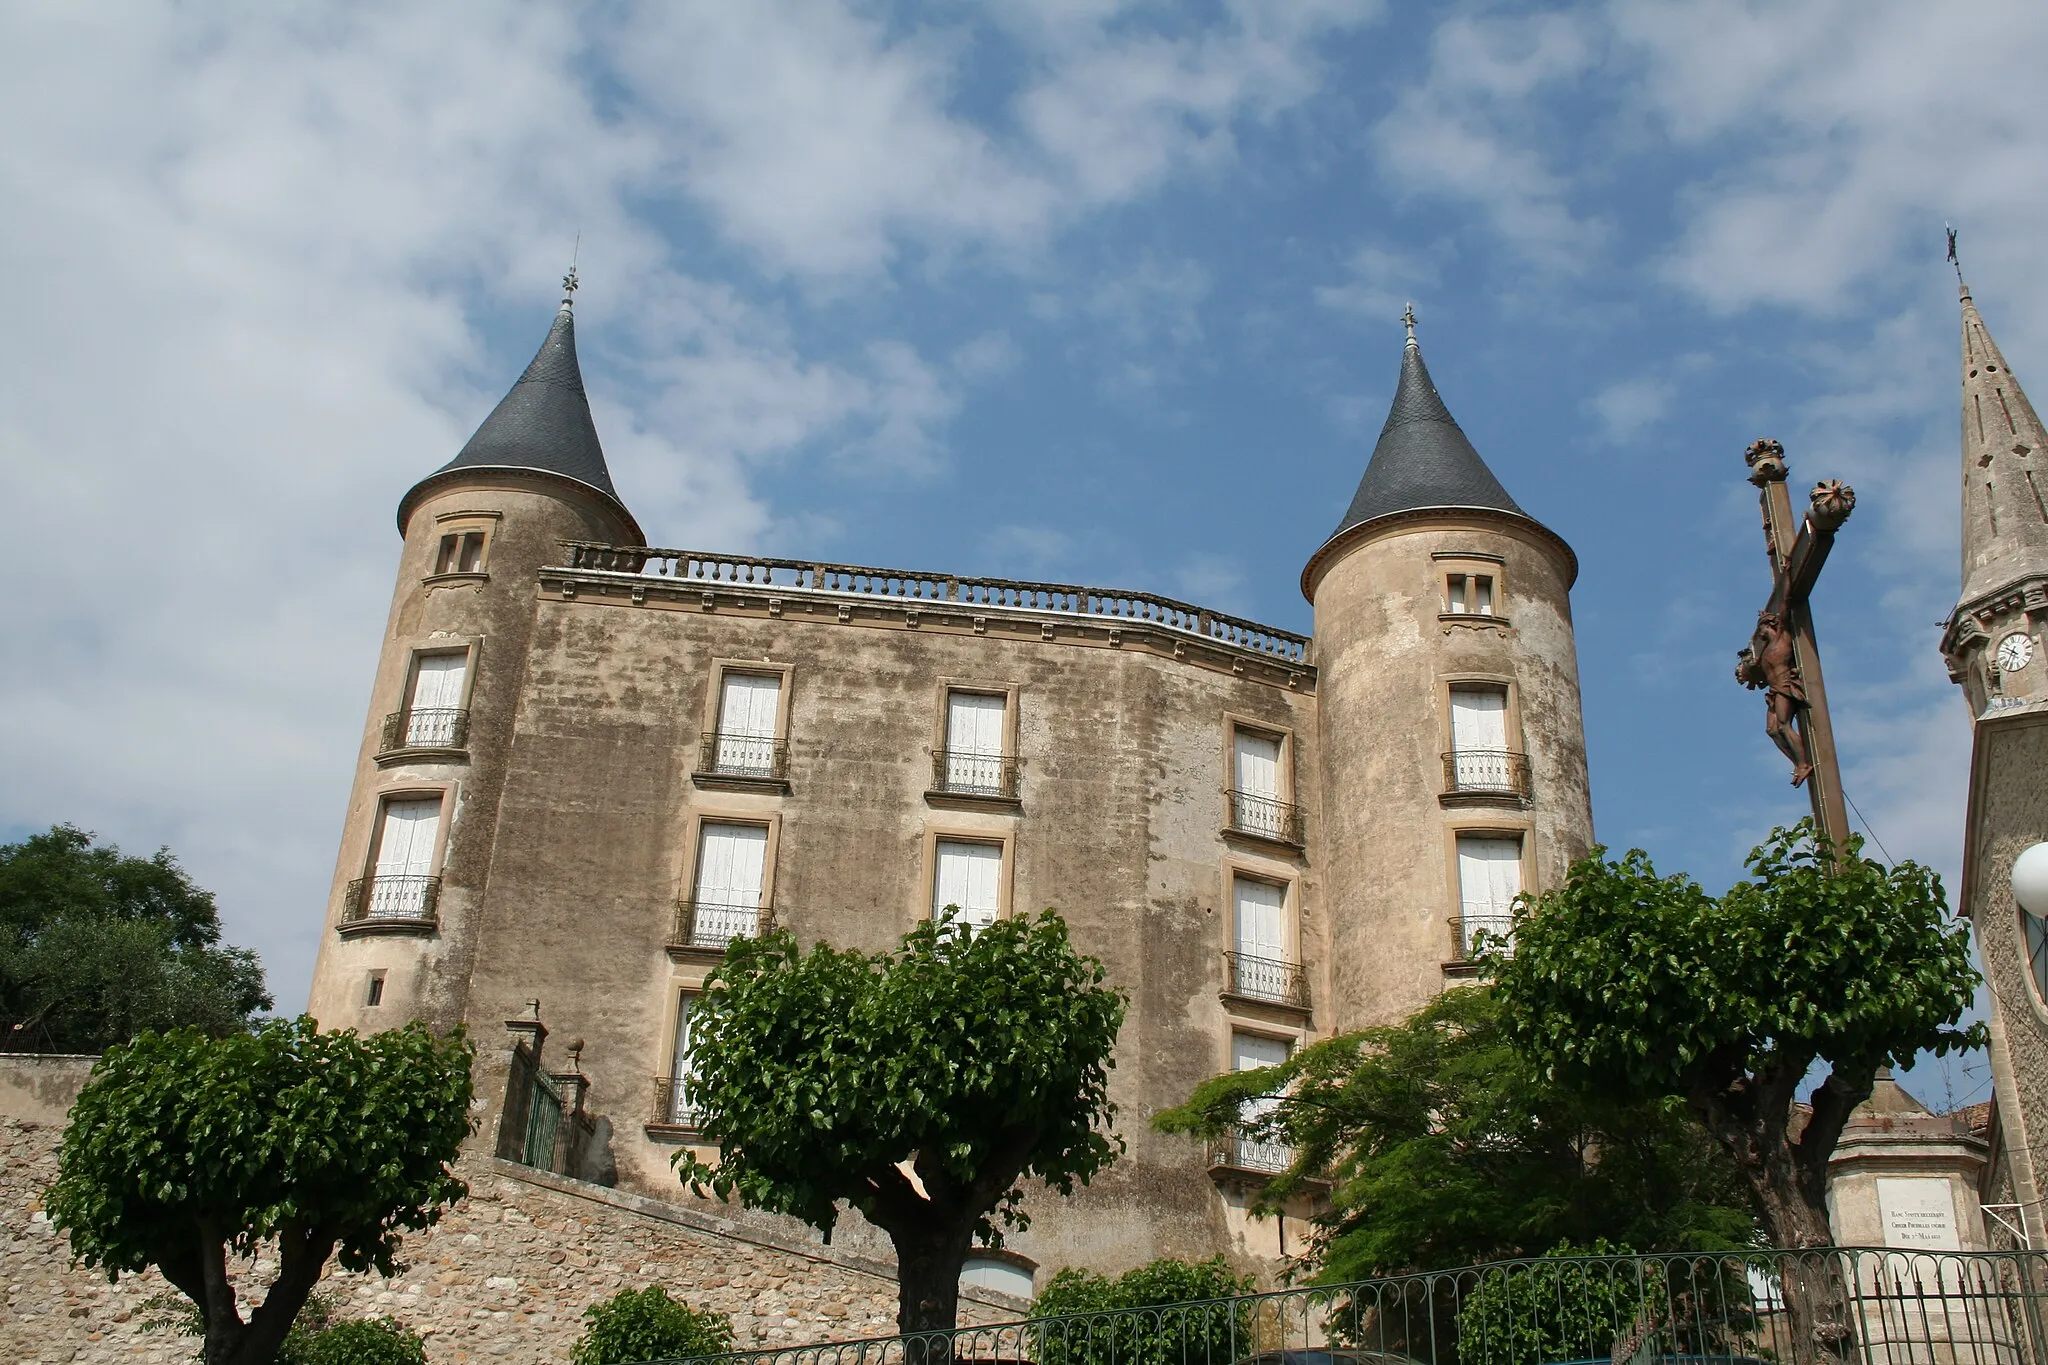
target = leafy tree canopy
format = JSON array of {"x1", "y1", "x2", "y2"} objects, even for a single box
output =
[
  {"x1": 1487, "y1": 821, "x2": 1981, "y2": 1256},
  {"x1": 678, "y1": 910, "x2": 1127, "y2": 1333},
  {"x1": 1154, "y1": 985, "x2": 1757, "y2": 1278},
  {"x1": 47, "y1": 1017, "x2": 474, "y2": 1365},
  {"x1": 1031, "y1": 1257, "x2": 1255, "y2": 1365},
  {"x1": 0, "y1": 824, "x2": 269, "y2": 1050},
  {"x1": 571, "y1": 1286, "x2": 735, "y2": 1365}
]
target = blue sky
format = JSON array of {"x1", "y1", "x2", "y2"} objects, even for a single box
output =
[{"x1": 5, "y1": 1, "x2": 2044, "y2": 1110}]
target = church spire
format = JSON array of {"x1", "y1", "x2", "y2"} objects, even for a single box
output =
[
  {"x1": 398, "y1": 290, "x2": 636, "y2": 538},
  {"x1": 1958, "y1": 277, "x2": 2048, "y2": 603}
]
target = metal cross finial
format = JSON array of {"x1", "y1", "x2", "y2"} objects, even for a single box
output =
[
  {"x1": 561, "y1": 266, "x2": 579, "y2": 306},
  {"x1": 1401, "y1": 302, "x2": 1418, "y2": 347}
]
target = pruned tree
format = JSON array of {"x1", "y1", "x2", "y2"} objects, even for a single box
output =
[
  {"x1": 1487, "y1": 821, "x2": 1981, "y2": 1361},
  {"x1": 1154, "y1": 985, "x2": 1756, "y2": 1278},
  {"x1": 677, "y1": 910, "x2": 1126, "y2": 1334},
  {"x1": 47, "y1": 1018, "x2": 474, "y2": 1365}
]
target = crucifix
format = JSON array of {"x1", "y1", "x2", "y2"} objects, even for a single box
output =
[{"x1": 1734, "y1": 439, "x2": 1858, "y2": 854}]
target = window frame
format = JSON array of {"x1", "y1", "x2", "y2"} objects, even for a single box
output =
[
  {"x1": 1221, "y1": 714, "x2": 1300, "y2": 846},
  {"x1": 920, "y1": 826, "x2": 1016, "y2": 931},
  {"x1": 672, "y1": 810, "x2": 783, "y2": 958},
  {"x1": 1441, "y1": 821, "x2": 1534, "y2": 967},
  {"x1": 424, "y1": 509, "x2": 500, "y2": 584},
  {"x1": 694, "y1": 661, "x2": 796, "y2": 790},
  {"x1": 1431, "y1": 549, "x2": 1509, "y2": 622},
  {"x1": 380, "y1": 641, "x2": 481, "y2": 759},
  {"x1": 926, "y1": 678, "x2": 1023, "y2": 808},
  {"x1": 339, "y1": 785, "x2": 455, "y2": 934}
]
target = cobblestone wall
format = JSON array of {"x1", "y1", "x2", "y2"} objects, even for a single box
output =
[{"x1": 4, "y1": 1117, "x2": 1020, "y2": 1364}]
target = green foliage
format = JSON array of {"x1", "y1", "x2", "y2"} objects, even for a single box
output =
[
  {"x1": 677, "y1": 910, "x2": 1125, "y2": 1244},
  {"x1": 1454, "y1": 1242, "x2": 1669, "y2": 1365},
  {"x1": 297, "y1": 1318, "x2": 428, "y2": 1365},
  {"x1": 571, "y1": 1285, "x2": 736, "y2": 1365},
  {"x1": 1487, "y1": 823, "x2": 1980, "y2": 1097},
  {"x1": 0, "y1": 824, "x2": 270, "y2": 1051},
  {"x1": 137, "y1": 1290, "x2": 350, "y2": 1365},
  {"x1": 47, "y1": 1017, "x2": 474, "y2": 1365},
  {"x1": 1031, "y1": 1258, "x2": 1256, "y2": 1365},
  {"x1": 1154, "y1": 987, "x2": 1756, "y2": 1277}
]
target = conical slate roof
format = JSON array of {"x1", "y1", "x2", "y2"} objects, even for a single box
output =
[
  {"x1": 1958, "y1": 281, "x2": 2048, "y2": 603},
  {"x1": 1329, "y1": 337, "x2": 1528, "y2": 538}
]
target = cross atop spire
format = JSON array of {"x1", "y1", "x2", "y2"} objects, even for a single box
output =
[
  {"x1": 561, "y1": 265, "x2": 579, "y2": 308},
  {"x1": 1402, "y1": 302, "x2": 1418, "y2": 348}
]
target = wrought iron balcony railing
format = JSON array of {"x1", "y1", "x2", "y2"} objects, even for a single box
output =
[
  {"x1": 1225, "y1": 951, "x2": 1309, "y2": 1008},
  {"x1": 697, "y1": 731, "x2": 789, "y2": 782},
  {"x1": 930, "y1": 749, "x2": 1020, "y2": 799},
  {"x1": 1450, "y1": 911, "x2": 1515, "y2": 961},
  {"x1": 379, "y1": 707, "x2": 470, "y2": 753},
  {"x1": 1226, "y1": 789, "x2": 1305, "y2": 843},
  {"x1": 342, "y1": 874, "x2": 440, "y2": 925},
  {"x1": 651, "y1": 1076, "x2": 699, "y2": 1130},
  {"x1": 1441, "y1": 748, "x2": 1532, "y2": 798},
  {"x1": 1209, "y1": 1125, "x2": 1292, "y2": 1175},
  {"x1": 670, "y1": 899, "x2": 773, "y2": 950}
]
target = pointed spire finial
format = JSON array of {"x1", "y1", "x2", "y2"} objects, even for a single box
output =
[
  {"x1": 1947, "y1": 223, "x2": 1967, "y2": 297},
  {"x1": 1402, "y1": 302, "x2": 1418, "y2": 349},
  {"x1": 561, "y1": 232, "x2": 581, "y2": 308}
]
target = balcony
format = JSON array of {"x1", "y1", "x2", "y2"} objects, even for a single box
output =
[
  {"x1": 1208, "y1": 1126, "x2": 1292, "y2": 1177},
  {"x1": 693, "y1": 731, "x2": 790, "y2": 792},
  {"x1": 927, "y1": 749, "x2": 1022, "y2": 809},
  {"x1": 376, "y1": 707, "x2": 470, "y2": 760},
  {"x1": 338, "y1": 874, "x2": 440, "y2": 935},
  {"x1": 1223, "y1": 952, "x2": 1310, "y2": 1012},
  {"x1": 669, "y1": 899, "x2": 774, "y2": 954},
  {"x1": 1225, "y1": 790, "x2": 1305, "y2": 847},
  {"x1": 1446, "y1": 912, "x2": 1514, "y2": 971},
  {"x1": 1439, "y1": 749, "x2": 1531, "y2": 806},
  {"x1": 648, "y1": 1076, "x2": 700, "y2": 1139}
]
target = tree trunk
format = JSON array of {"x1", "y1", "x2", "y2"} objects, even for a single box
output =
[
  {"x1": 1746, "y1": 1144, "x2": 1854, "y2": 1365},
  {"x1": 888, "y1": 1218, "x2": 978, "y2": 1358}
]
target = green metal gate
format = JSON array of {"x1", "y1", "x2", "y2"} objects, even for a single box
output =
[{"x1": 522, "y1": 1067, "x2": 563, "y2": 1170}]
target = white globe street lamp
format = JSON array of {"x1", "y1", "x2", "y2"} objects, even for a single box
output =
[{"x1": 2014, "y1": 843, "x2": 2048, "y2": 917}]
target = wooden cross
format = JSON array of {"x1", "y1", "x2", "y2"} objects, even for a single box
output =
[{"x1": 1734, "y1": 439, "x2": 1857, "y2": 854}]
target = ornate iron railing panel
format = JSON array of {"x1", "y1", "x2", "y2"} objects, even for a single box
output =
[
  {"x1": 1442, "y1": 748, "x2": 1532, "y2": 798},
  {"x1": 633, "y1": 1248, "x2": 2048, "y2": 1365},
  {"x1": 651, "y1": 1076, "x2": 698, "y2": 1129},
  {"x1": 341, "y1": 874, "x2": 440, "y2": 925},
  {"x1": 670, "y1": 899, "x2": 773, "y2": 950},
  {"x1": 1224, "y1": 952, "x2": 1308, "y2": 1008},
  {"x1": 1209, "y1": 1124, "x2": 1293, "y2": 1176},
  {"x1": 557, "y1": 542, "x2": 1312, "y2": 664},
  {"x1": 931, "y1": 749, "x2": 1021, "y2": 798},
  {"x1": 1451, "y1": 912, "x2": 1514, "y2": 961},
  {"x1": 380, "y1": 707, "x2": 470, "y2": 752},
  {"x1": 1226, "y1": 789, "x2": 1305, "y2": 844},
  {"x1": 698, "y1": 731, "x2": 789, "y2": 781}
]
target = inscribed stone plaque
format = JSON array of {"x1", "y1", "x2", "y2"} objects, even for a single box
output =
[{"x1": 1876, "y1": 1177, "x2": 1961, "y2": 1250}]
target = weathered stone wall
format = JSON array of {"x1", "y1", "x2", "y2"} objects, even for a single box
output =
[{"x1": 5, "y1": 1115, "x2": 1018, "y2": 1365}]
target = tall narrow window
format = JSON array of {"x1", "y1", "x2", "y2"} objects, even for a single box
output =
[
  {"x1": 1456, "y1": 833, "x2": 1523, "y2": 957},
  {"x1": 405, "y1": 652, "x2": 469, "y2": 748},
  {"x1": 933, "y1": 839, "x2": 1002, "y2": 932},
  {"x1": 368, "y1": 797, "x2": 440, "y2": 918},
  {"x1": 436, "y1": 531, "x2": 486, "y2": 575},
  {"x1": 1445, "y1": 573, "x2": 1468, "y2": 613},
  {"x1": 1447, "y1": 686, "x2": 1515, "y2": 793},
  {"x1": 1230, "y1": 729, "x2": 1286, "y2": 839},
  {"x1": 943, "y1": 691, "x2": 1009, "y2": 795},
  {"x1": 666, "y1": 991, "x2": 697, "y2": 1126},
  {"x1": 364, "y1": 971, "x2": 386, "y2": 1007},
  {"x1": 1231, "y1": 876, "x2": 1292, "y2": 1001},
  {"x1": 689, "y1": 823, "x2": 767, "y2": 947},
  {"x1": 1472, "y1": 575, "x2": 1495, "y2": 615},
  {"x1": 714, "y1": 672, "x2": 782, "y2": 777},
  {"x1": 1230, "y1": 1032, "x2": 1292, "y2": 1172}
]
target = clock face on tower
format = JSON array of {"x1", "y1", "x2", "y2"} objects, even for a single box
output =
[{"x1": 1997, "y1": 631, "x2": 2035, "y2": 673}]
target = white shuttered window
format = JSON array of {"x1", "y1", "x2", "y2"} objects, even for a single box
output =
[
  {"x1": 715, "y1": 673, "x2": 782, "y2": 775},
  {"x1": 370, "y1": 797, "x2": 440, "y2": 917},
  {"x1": 1231, "y1": 1032, "x2": 1292, "y2": 1172},
  {"x1": 944, "y1": 691, "x2": 1007, "y2": 793},
  {"x1": 667, "y1": 992, "x2": 697, "y2": 1125},
  {"x1": 1456, "y1": 834, "x2": 1523, "y2": 956},
  {"x1": 1231, "y1": 876, "x2": 1291, "y2": 1001},
  {"x1": 933, "y1": 839, "x2": 1002, "y2": 932},
  {"x1": 406, "y1": 653, "x2": 468, "y2": 747},
  {"x1": 691, "y1": 823, "x2": 768, "y2": 946},
  {"x1": 1448, "y1": 686, "x2": 1512, "y2": 791},
  {"x1": 1231, "y1": 729, "x2": 1284, "y2": 837}
]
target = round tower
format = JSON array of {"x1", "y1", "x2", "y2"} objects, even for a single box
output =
[
  {"x1": 1303, "y1": 319, "x2": 1593, "y2": 1033},
  {"x1": 308, "y1": 284, "x2": 643, "y2": 1034}
]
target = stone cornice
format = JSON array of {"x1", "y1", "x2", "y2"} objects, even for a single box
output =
[{"x1": 1942, "y1": 571, "x2": 2048, "y2": 659}]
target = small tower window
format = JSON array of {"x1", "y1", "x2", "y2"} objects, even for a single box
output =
[
  {"x1": 1445, "y1": 573, "x2": 1494, "y2": 614},
  {"x1": 436, "y1": 531, "x2": 486, "y2": 575},
  {"x1": 364, "y1": 970, "x2": 386, "y2": 1007}
]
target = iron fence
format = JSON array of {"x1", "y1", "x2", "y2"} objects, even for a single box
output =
[
  {"x1": 1441, "y1": 750, "x2": 1532, "y2": 800},
  {"x1": 340, "y1": 874, "x2": 440, "y2": 925},
  {"x1": 932, "y1": 749, "x2": 1022, "y2": 799},
  {"x1": 634, "y1": 1248, "x2": 2048, "y2": 1365},
  {"x1": 671, "y1": 899, "x2": 774, "y2": 950},
  {"x1": 1208, "y1": 1124, "x2": 1293, "y2": 1176},
  {"x1": 1225, "y1": 952, "x2": 1309, "y2": 1009},
  {"x1": 379, "y1": 707, "x2": 470, "y2": 752},
  {"x1": 699, "y1": 731, "x2": 790, "y2": 782},
  {"x1": 1227, "y1": 790, "x2": 1306, "y2": 845}
]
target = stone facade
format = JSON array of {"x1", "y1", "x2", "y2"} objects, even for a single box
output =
[
  {"x1": 302, "y1": 301, "x2": 1596, "y2": 1289},
  {"x1": 4, "y1": 1105, "x2": 1019, "y2": 1365}
]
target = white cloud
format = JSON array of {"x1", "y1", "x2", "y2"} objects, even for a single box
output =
[
  {"x1": 1588, "y1": 376, "x2": 1675, "y2": 444},
  {"x1": 1315, "y1": 243, "x2": 1443, "y2": 321}
]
